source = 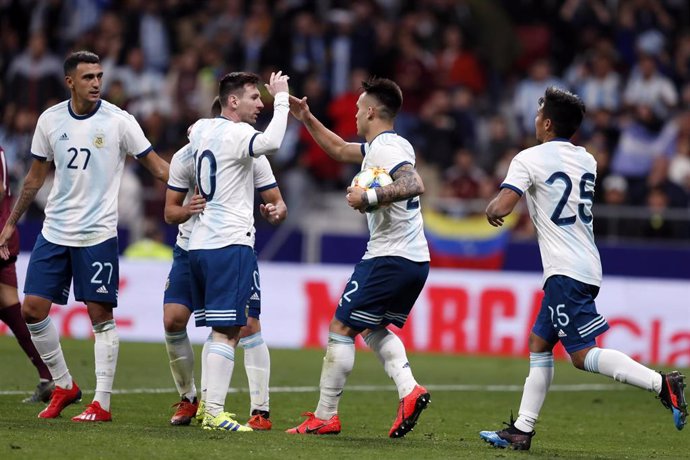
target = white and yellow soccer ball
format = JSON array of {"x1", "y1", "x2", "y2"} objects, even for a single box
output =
[{"x1": 350, "y1": 166, "x2": 393, "y2": 212}]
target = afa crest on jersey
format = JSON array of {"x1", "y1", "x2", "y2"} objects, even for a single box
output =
[{"x1": 93, "y1": 133, "x2": 105, "y2": 148}]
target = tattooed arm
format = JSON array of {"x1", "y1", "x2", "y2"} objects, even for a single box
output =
[
  {"x1": 0, "y1": 159, "x2": 51, "y2": 259},
  {"x1": 346, "y1": 163, "x2": 425, "y2": 212}
]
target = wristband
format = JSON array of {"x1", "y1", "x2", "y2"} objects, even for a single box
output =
[{"x1": 366, "y1": 188, "x2": 378, "y2": 206}]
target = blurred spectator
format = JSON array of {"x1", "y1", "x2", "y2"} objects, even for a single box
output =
[
  {"x1": 644, "y1": 156, "x2": 687, "y2": 209},
  {"x1": 577, "y1": 45, "x2": 622, "y2": 112},
  {"x1": 111, "y1": 47, "x2": 168, "y2": 119},
  {"x1": 513, "y1": 59, "x2": 565, "y2": 137},
  {"x1": 441, "y1": 148, "x2": 487, "y2": 201},
  {"x1": 327, "y1": 10, "x2": 356, "y2": 98},
  {"x1": 6, "y1": 31, "x2": 64, "y2": 113},
  {"x1": 369, "y1": 19, "x2": 398, "y2": 80},
  {"x1": 328, "y1": 68, "x2": 368, "y2": 143},
  {"x1": 434, "y1": 24, "x2": 485, "y2": 94},
  {"x1": 593, "y1": 174, "x2": 630, "y2": 239},
  {"x1": 610, "y1": 104, "x2": 675, "y2": 202},
  {"x1": 416, "y1": 88, "x2": 458, "y2": 171},
  {"x1": 640, "y1": 186, "x2": 676, "y2": 240},
  {"x1": 623, "y1": 52, "x2": 677, "y2": 119},
  {"x1": 477, "y1": 114, "x2": 515, "y2": 174},
  {"x1": 289, "y1": 11, "x2": 327, "y2": 94},
  {"x1": 394, "y1": 32, "x2": 433, "y2": 113},
  {"x1": 0, "y1": 107, "x2": 38, "y2": 193}
]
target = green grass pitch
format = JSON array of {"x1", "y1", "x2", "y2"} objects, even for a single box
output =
[{"x1": 1, "y1": 336, "x2": 687, "y2": 459}]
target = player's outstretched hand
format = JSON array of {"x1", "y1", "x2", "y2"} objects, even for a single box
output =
[
  {"x1": 346, "y1": 186, "x2": 367, "y2": 213},
  {"x1": 0, "y1": 223, "x2": 15, "y2": 260},
  {"x1": 260, "y1": 202, "x2": 287, "y2": 225},
  {"x1": 265, "y1": 71, "x2": 290, "y2": 97},
  {"x1": 289, "y1": 95, "x2": 310, "y2": 121}
]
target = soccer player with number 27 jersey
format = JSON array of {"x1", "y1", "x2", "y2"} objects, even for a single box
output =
[
  {"x1": 480, "y1": 87, "x2": 687, "y2": 451},
  {"x1": 0, "y1": 51, "x2": 169, "y2": 422}
]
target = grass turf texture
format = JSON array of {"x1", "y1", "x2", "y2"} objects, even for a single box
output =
[{"x1": 1, "y1": 336, "x2": 688, "y2": 459}]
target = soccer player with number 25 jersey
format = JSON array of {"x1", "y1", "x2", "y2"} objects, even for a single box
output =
[
  {"x1": 0, "y1": 51, "x2": 169, "y2": 422},
  {"x1": 480, "y1": 87, "x2": 687, "y2": 451}
]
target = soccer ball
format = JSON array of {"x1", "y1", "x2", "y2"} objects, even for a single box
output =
[{"x1": 350, "y1": 167, "x2": 393, "y2": 212}]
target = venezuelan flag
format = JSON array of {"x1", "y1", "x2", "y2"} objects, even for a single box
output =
[{"x1": 424, "y1": 210, "x2": 518, "y2": 269}]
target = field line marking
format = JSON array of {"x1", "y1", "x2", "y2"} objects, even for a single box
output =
[{"x1": 0, "y1": 383, "x2": 630, "y2": 396}]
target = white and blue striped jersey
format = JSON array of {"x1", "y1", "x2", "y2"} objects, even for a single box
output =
[
  {"x1": 501, "y1": 139, "x2": 602, "y2": 287},
  {"x1": 31, "y1": 99, "x2": 152, "y2": 246},
  {"x1": 360, "y1": 131, "x2": 430, "y2": 263},
  {"x1": 167, "y1": 143, "x2": 278, "y2": 250},
  {"x1": 187, "y1": 93, "x2": 288, "y2": 250}
]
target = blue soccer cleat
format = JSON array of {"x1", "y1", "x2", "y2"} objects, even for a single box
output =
[{"x1": 480, "y1": 414, "x2": 535, "y2": 450}]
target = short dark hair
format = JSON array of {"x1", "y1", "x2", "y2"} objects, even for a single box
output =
[
  {"x1": 539, "y1": 86, "x2": 586, "y2": 139},
  {"x1": 361, "y1": 77, "x2": 403, "y2": 120},
  {"x1": 219, "y1": 72, "x2": 260, "y2": 107},
  {"x1": 64, "y1": 51, "x2": 100, "y2": 75}
]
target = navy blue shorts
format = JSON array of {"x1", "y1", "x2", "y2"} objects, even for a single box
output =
[
  {"x1": 189, "y1": 245, "x2": 258, "y2": 327},
  {"x1": 533, "y1": 275, "x2": 609, "y2": 354},
  {"x1": 165, "y1": 245, "x2": 261, "y2": 318},
  {"x1": 164, "y1": 245, "x2": 193, "y2": 310},
  {"x1": 24, "y1": 234, "x2": 119, "y2": 306},
  {"x1": 335, "y1": 256, "x2": 429, "y2": 331}
]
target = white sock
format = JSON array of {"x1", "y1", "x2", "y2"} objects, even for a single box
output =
[
  {"x1": 315, "y1": 333, "x2": 354, "y2": 420},
  {"x1": 165, "y1": 330, "x2": 197, "y2": 401},
  {"x1": 239, "y1": 332, "x2": 270, "y2": 414},
  {"x1": 93, "y1": 320, "x2": 118, "y2": 411},
  {"x1": 515, "y1": 352, "x2": 554, "y2": 433},
  {"x1": 364, "y1": 328, "x2": 417, "y2": 398},
  {"x1": 205, "y1": 341, "x2": 235, "y2": 417},
  {"x1": 584, "y1": 347, "x2": 662, "y2": 393},
  {"x1": 200, "y1": 332, "x2": 212, "y2": 403},
  {"x1": 26, "y1": 317, "x2": 72, "y2": 389}
]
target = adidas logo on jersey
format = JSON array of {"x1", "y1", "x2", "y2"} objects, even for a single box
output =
[
  {"x1": 558, "y1": 329, "x2": 567, "y2": 338},
  {"x1": 59, "y1": 133, "x2": 69, "y2": 141},
  {"x1": 96, "y1": 285, "x2": 109, "y2": 294},
  {"x1": 250, "y1": 292, "x2": 260, "y2": 301}
]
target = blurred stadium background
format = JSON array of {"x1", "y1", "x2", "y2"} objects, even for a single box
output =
[{"x1": 0, "y1": 0, "x2": 689, "y2": 368}]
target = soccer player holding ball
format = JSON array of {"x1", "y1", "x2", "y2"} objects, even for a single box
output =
[
  {"x1": 287, "y1": 78, "x2": 431, "y2": 438},
  {"x1": 481, "y1": 87, "x2": 687, "y2": 450}
]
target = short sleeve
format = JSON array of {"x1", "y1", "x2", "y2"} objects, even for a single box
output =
[
  {"x1": 253, "y1": 156, "x2": 277, "y2": 191},
  {"x1": 501, "y1": 154, "x2": 531, "y2": 196},
  {"x1": 378, "y1": 144, "x2": 415, "y2": 176},
  {"x1": 30, "y1": 114, "x2": 53, "y2": 161},
  {"x1": 168, "y1": 146, "x2": 193, "y2": 192},
  {"x1": 121, "y1": 113, "x2": 153, "y2": 158}
]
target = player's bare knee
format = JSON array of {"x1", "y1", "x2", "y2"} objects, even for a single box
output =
[
  {"x1": 527, "y1": 332, "x2": 553, "y2": 353},
  {"x1": 21, "y1": 297, "x2": 50, "y2": 323},
  {"x1": 163, "y1": 314, "x2": 186, "y2": 333},
  {"x1": 329, "y1": 318, "x2": 358, "y2": 338},
  {"x1": 240, "y1": 317, "x2": 260, "y2": 338},
  {"x1": 86, "y1": 302, "x2": 114, "y2": 325},
  {"x1": 569, "y1": 348, "x2": 590, "y2": 370}
]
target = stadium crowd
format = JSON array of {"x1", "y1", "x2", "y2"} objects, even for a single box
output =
[{"x1": 1, "y1": 0, "x2": 690, "y2": 244}]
